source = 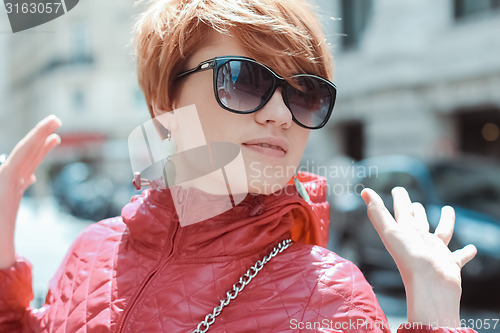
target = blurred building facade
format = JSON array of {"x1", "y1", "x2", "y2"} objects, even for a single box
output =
[
  {"x1": 2, "y1": 0, "x2": 151, "y2": 194},
  {"x1": 0, "y1": 9, "x2": 11, "y2": 149},
  {"x1": 2, "y1": 0, "x2": 500, "y2": 188},
  {"x1": 305, "y1": 0, "x2": 500, "y2": 164}
]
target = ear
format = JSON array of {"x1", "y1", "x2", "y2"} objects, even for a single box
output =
[
  {"x1": 152, "y1": 99, "x2": 180, "y2": 116},
  {"x1": 152, "y1": 100, "x2": 166, "y2": 118},
  {"x1": 151, "y1": 100, "x2": 179, "y2": 141},
  {"x1": 170, "y1": 98, "x2": 179, "y2": 111}
]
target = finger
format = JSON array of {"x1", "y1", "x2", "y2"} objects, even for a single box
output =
[
  {"x1": 361, "y1": 188, "x2": 396, "y2": 235},
  {"x1": 9, "y1": 115, "x2": 62, "y2": 169},
  {"x1": 452, "y1": 244, "x2": 477, "y2": 268},
  {"x1": 434, "y1": 206, "x2": 455, "y2": 246},
  {"x1": 9, "y1": 116, "x2": 61, "y2": 167},
  {"x1": 12, "y1": 173, "x2": 38, "y2": 196},
  {"x1": 25, "y1": 133, "x2": 61, "y2": 176},
  {"x1": 21, "y1": 174, "x2": 37, "y2": 192},
  {"x1": 392, "y1": 187, "x2": 413, "y2": 222},
  {"x1": 29, "y1": 174, "x2": 37, "y2": 185},
  {"x1": 12, "y1": 132, "x2": 61, "y2": 181},
  {"x1": 412, "y1": 202, "x2": 430, "y2": 232}
]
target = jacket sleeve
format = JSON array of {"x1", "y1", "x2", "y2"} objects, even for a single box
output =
[
  {"x1": 0, "y1": 224, "x2": 90, "y2": 333},
  {"x1": 301, "y1": 258, "x2": 478, "y2": 333},
  {"x1": 300, "y1": 258, "x2": 391, "y2": 333},
  {"x1": 0, "y1": 252, "x2": 70, "y2": 333},
  {"x1": 0, "y1": 219, "x2": 123, "y2": 333},
  {"x1": 0, "y1": 257, "x2": 34, "y2": 332},
  {"x1": 397, "y1": 324, "x2": 478, "y2": 333}
]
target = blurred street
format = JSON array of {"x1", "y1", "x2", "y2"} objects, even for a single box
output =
[
  {"x1": 16, "y1": 195, "x2": 500, "y2": 333},
  {"x1": 376, "y1": 290, "x2": 500, "y2": 333},
  {"x1": 15, "y1": 195, "x2": 94, "y2": 307},
  {"x1": 3, "y1": 0, "x2": 500, "y2": 331}
]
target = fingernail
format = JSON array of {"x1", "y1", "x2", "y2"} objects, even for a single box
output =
[
  {"x1": 52, "y1": 116, "x2": 62, "y2": 127},
  {"x1": 442, "y1": 205, "x2": 455, "y2": 215},
  {"x1": 47, "y1": 115, "x2": 62, "y2": 126},
  {"x1": 49, "y1": 133, "x2": 61, "y2": 145},
  {"x1": 361, "y1": 188, "x2": 370, "y2": 205},
  {"x1": 391, "y1": 186, "x2": 403, "y2": 195}
]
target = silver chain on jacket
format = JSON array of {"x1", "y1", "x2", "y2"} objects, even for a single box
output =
[{"x1": 192, "y1": 238, "x2": 293, "y2": 333}]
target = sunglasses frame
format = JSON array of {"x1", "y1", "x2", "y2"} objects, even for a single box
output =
[{"x1": 176, "y1": 56, "x2": 337, "y2": 129}]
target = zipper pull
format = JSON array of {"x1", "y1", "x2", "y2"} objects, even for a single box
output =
[
  {"x1": 294, "y1": 175, "x2": 310, "y2": 203},
  {"x1": 249, "y1": 195, "x2": 265, "y2": 216}
]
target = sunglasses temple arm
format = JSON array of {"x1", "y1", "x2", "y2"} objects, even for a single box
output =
[{"x1": 176, "y1": 59, "x2": 216, "y2": 79}]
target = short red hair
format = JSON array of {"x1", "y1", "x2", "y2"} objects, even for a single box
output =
[{"x1": 132, "y1": 0, "x2": 334, "y2": 117}]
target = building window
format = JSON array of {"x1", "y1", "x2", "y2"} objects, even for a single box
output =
[
  {"x1": 341, "y1": 0, "x2": 373, "y2": 49},
  {"x1": 71, "y1": 22, "x2": 93, "y2": 64},
  {"x1": 73, "y1": 90, "x2": 85, "y2": 111},
  {"x1": 454, "y1": 0, "x2": 500, "y2": 19},
  {"x1": 40, "y1": 22, "x2": 93, "y2": 74},
  {"x1": 456, "y1": 108, "x2": 500, "y2": 160},
  {"x1": 339, "y1": 121, "x2": 365, "y2": 161}
]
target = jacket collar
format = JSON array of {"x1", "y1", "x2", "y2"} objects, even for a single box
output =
[{"x1": 121, "y1": 172, "x2": 329, "y2": 259}]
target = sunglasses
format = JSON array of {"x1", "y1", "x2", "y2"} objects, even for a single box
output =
[{"x1": 176, "y1": 56, "x2": 337, "y2": 129}]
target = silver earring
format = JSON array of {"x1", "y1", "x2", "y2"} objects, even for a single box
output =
[
  {"x1": 161, "y1": 131, "x2": 177, "y2": 187},
  {"x1": 132, "y1": 131, "x2": 177, "y2": 191}
]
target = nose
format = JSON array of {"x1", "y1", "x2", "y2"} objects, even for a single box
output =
[{"x1": 253, "y1": 88, "x2": 293, "y2": 129}]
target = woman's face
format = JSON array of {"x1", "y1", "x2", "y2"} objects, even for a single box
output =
[{"x1": 157, "y1": 32, "x2": 310, "y2": 195}]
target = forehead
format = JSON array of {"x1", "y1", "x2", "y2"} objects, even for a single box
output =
[
  {"x1": 183, "y1": 28, "x2": 311, "y2": 80},
  {"x1": 186, "y1": 31, "x2": 250, "y2": 69}
]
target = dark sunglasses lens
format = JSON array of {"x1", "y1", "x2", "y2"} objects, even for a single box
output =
[
  {"x1": 286, "y1": 76, "x2": 333, "y2": 128},
  {"x1": 216, "y1": 60, "x2": 274, "y2": 112}
]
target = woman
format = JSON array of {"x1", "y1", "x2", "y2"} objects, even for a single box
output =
[{"x1": 0, "y1": 0, "x2": 477, "y2": 332}]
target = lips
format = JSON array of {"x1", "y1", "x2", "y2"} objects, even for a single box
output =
[
  {"x1": 251, "y1": 142, "x2": 286, "y2": 152},
  {"x1": 242, "y1": 137, "x2": 289, "y2": 157}
]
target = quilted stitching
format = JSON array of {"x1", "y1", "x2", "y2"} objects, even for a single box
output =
[{"x1": 0, "y1": 173, "x2": 478, "y2": 333}]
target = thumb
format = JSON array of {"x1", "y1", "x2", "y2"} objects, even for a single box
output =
[
  {"x1": 361, "y1": 188, "x2": 394, "y2": 235},
  {"x1": 453, "y1": 244, "x2": 477, "y2": 268}
]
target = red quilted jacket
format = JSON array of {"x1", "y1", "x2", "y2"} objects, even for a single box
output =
[{"x1": 0, "y1": 172, "x2": 477, "y2": 333}]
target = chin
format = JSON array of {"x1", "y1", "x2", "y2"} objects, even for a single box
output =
[
  {"x1": 241, "y1": 155, "x2": 297, "y2": 195},
  {"x1": 246, "y1": 176, "x2": 291, "y2": 195}
]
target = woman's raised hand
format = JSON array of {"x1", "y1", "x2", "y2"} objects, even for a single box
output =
[
  {"x1": 0, "y1": 115, "x2": 62, "y2": 269},
  {"x1": 361, "y1": 187, "x2": 477, "y2": 327}
]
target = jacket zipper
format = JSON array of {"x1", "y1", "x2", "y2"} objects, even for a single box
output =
[{"x1": 116, "y1": 222, "x2": 180, "y2": 333}]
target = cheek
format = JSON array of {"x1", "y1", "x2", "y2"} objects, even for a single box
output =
[
  {"x1": 176, "y1": 76, "x2": 226, "y2": 138},
  {"x1": 289, "y1": 128, "x2": 310, "y2": 164},
  {"x1": 197, "y1": 104, "x2": 251, "y2": 144},
  {"x1": 176, "y1": 73, "x2": 216, "y2": 112},
  {"x1": 197, "y1": 108, "x2": 229, "y2": 143}
]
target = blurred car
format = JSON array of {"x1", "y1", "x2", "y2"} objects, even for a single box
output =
[
  {"x1": 52, "y1": 162, "x2": 138, "y2": 221},
  {"x1": 330, "y1": 155, "x2": 500, "y2": 302}
]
